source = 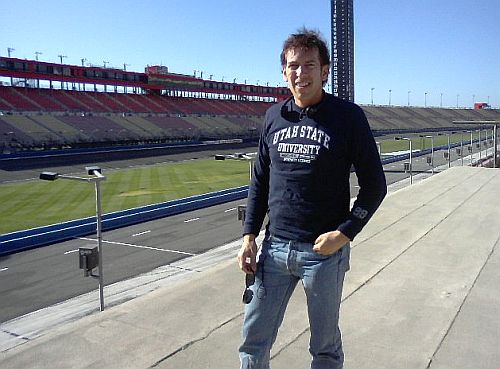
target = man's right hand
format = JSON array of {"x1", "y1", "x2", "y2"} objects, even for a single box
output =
[{"x1": 237, "y1": 234, "x2": 258, "y2": 274}]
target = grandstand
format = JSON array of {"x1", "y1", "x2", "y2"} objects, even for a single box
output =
[
  {"x1": 0, "y1": 86, "x2": 270, "y2": 151},
  {"x1": 1, "y1": 56, "x2": 500, "y2": 154}
]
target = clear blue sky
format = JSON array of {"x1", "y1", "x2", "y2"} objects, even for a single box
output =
[{"x1": 1, "y1": 0, "x2": 499, "y2": 108}]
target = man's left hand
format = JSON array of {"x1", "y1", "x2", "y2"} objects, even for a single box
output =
[{"x1": 313, "y1": 230, "x2": 350, "y2": 256}]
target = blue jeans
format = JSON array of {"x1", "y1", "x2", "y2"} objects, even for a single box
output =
[{"x1": 239, "y1": 235, "x2": 350, "y2": 369}]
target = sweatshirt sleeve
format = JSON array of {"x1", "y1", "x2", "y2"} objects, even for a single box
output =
[
  {"x1": 242, "y1": 116, "x2": 271, "y2": 236},
  {"x1": 336, "y1": 106, "x2": 387, "y2": 240}
]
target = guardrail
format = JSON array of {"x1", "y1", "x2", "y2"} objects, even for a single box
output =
[{"x1": 0, "y1": 186, "x2": 248, "y2": 256}]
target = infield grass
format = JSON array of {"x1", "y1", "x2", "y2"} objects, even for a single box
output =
[{"x1": 0, "y1": 159, "x2": 249, "y2": 234}]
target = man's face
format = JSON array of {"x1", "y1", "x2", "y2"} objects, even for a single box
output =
[{"x1": 282, "y1": 47, "x2": 329, "y2": 108}]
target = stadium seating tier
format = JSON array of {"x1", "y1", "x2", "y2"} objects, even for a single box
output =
[{"x1": 1, "y1": 86, "x2": 500, "y2": 153}]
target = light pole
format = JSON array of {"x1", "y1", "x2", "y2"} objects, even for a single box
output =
[
  {"x1": 484, "y1": 129, "x2": 489, "y2": 157},
  {"x1": 438, "y1": 132, "x2": 453, "y2": 168},
  {"x1": 371, "y1": 87, "x2": 375, "y2": 105},
  {"x1": 39, "y1": 166, "x2": 107, "y2": 311},
  {"x1": 58, "y1": 54, "x2": 67, "y2": 89},
  {"x1": 420, "y1": 134, "x2": 434, "y2": 174},
  {"x1": 460, "y1": 131, "x2": 464, "y2": 166},
  {"x1": 395, "y1": 136, "x2": 413, "y2": 184},
  {"x1": 454, "y1": 121, "x2": 499, "y2": 169},
  {"x1": 440, "y1": 93, "x2": 443, "y2": 108},
  {"x1": 495, "y1": 125, "x2": 498, "y2": 168},
  {"x1": 424, "y1": 92, "x2": 428, "y2": 107},
  {"x1": 215, "y1": 153, "x2": 256, "y2": 224},
  {"x1": 407, "y1": 90, "x2": 411, "y2": 106},
  {"x1": 215, "y1": 153, "x2": 255, "y2": 182},
  {"x1": 478, "y1": 129, "x2": 482, "y2": 164},
  {"x1": 388, "y1": 89, "x2": 392, "y2": 106},
  {"x1": 468, "y1": 130, "x2": 473, "y2": 165},
  {"x1": 456, "y1": 94, "x2": 460, "y2": 108},
  {"x1": 7, "y1": 48, "x2": 15, "y2": 85},
  {"x1": 34, "y1": 51, "x2": 43, "y2": 88}
]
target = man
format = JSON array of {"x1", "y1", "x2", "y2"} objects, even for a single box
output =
[{"x1": 238, "y1": 28, "x2": 387, "y2": 369}]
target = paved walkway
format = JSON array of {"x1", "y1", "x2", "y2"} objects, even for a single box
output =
[{"x1": 1, "y1": 166, "x2": 500, "y2": 368}]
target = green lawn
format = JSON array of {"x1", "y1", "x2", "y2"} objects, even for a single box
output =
[
  {"x1": 377, "y1": 133, "x2": 469, "y2": 154},
  {"x1": 0, "y1": 159, "x2": 249, "y2": 234}
]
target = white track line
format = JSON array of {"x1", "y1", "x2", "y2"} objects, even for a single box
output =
[
  {"x1": 78, "y1": 237, "x2": 195, "y2": 256},
  {"x1": 132, "y1": 230, "x2": 151, "y2": 237}
]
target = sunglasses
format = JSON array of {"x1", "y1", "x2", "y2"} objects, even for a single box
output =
[{"x1": 242, "y1": 273, "x2": 255, "y2": 304}]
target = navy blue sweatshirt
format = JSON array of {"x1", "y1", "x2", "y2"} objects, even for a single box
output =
[{"x1": 243, "y1": 92, "x2": 387, "y2": 242}]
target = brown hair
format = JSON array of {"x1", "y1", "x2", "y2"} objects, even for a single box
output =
[{"x1": 280, "y1": 28, "x2": 331, "y2": 67}]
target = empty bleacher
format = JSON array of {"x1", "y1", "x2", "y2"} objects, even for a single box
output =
[
  {"x1": 0, "y1": 116, "x2": 38, "y2": 150},
  {"x1": 0, "y1": 86, "x2": 272, "y2": 116},
  {"x1": 361, "y1": 105, "x2": 500, "y2": 132},
  {"x1": 1, "y1": 85, "x2": 500, "y2": 153}
]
